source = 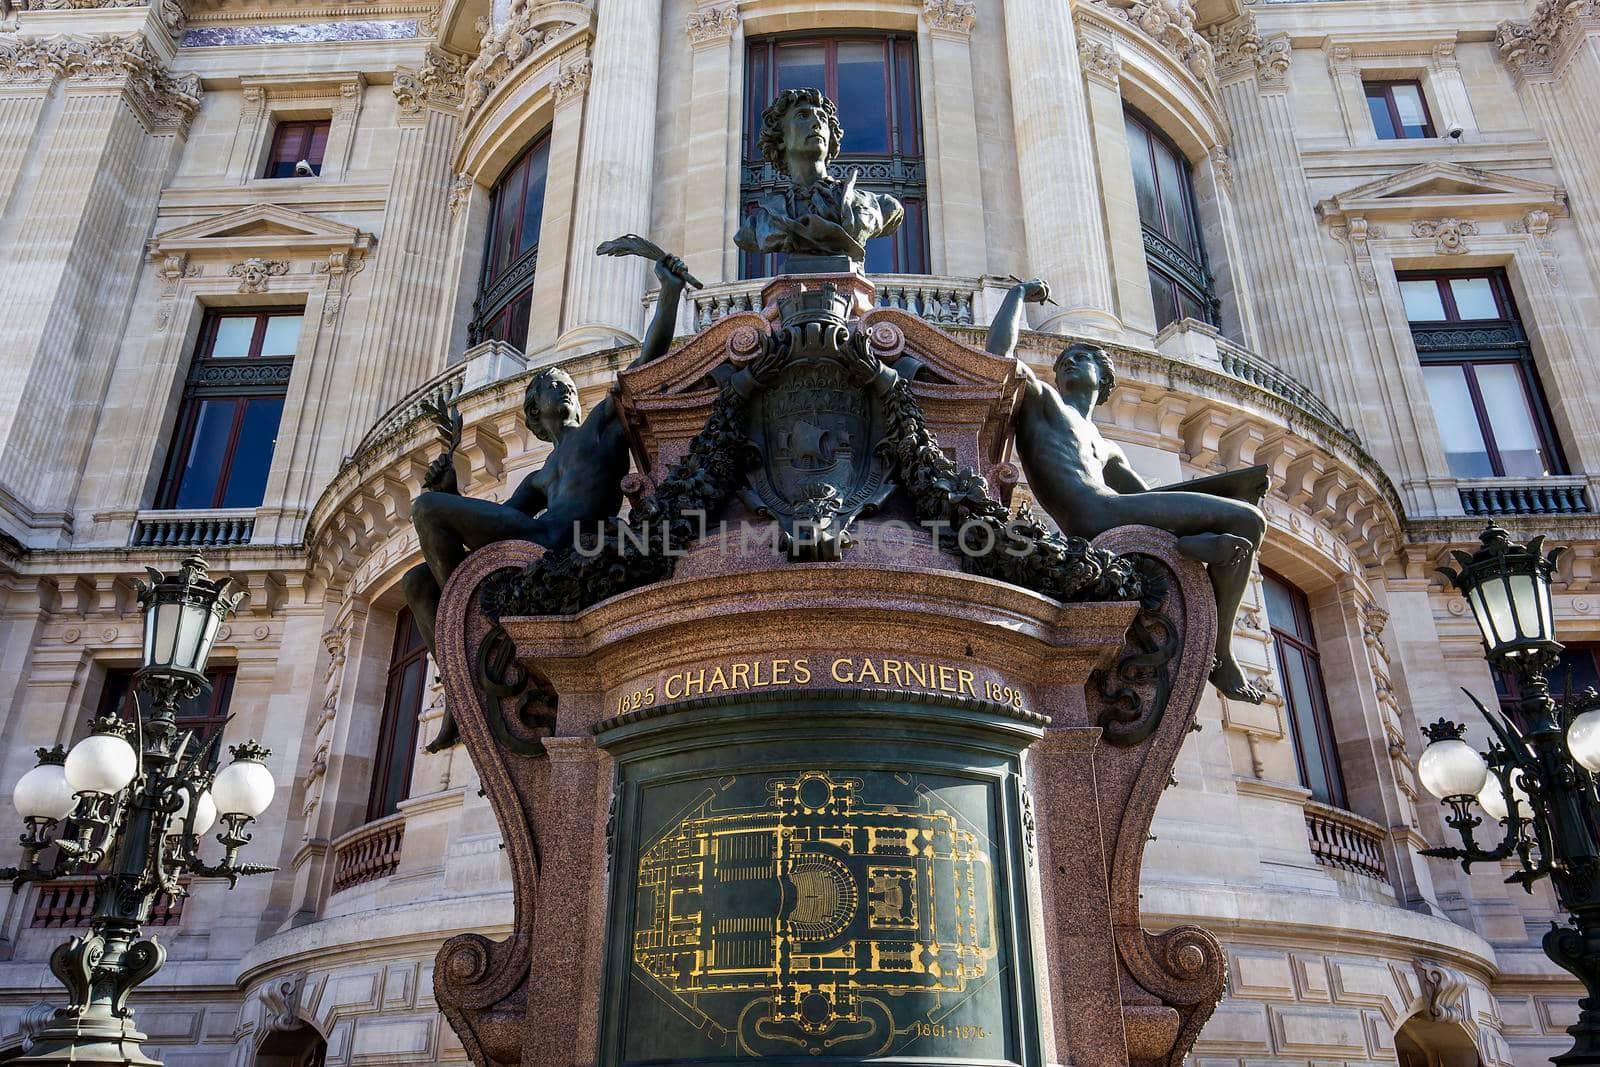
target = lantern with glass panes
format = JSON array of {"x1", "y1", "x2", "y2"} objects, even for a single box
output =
[
  {"x1": 2, "y1": 557, "x2": 277, "y2": 1066},
  {"x1": 1416, "y1": 523, "x2": 1600, "y2": 1066}
]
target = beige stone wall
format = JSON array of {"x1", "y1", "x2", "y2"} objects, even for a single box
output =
[{"x1": 1, "y1": 0, "x2": 1599, "y2": 1064}]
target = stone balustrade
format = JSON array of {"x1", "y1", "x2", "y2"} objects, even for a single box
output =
[
  {"x1": 1304, "y1": 800, "x2": 1390, "y2": 884},
  {"x1": 330, "y1": 815, "x2": 405, "y2": 895},
  {"x1": 648, "y1": 274, "x2": 1006, "y2": 334},
  {"x1": 1459, "y1": 478, "x2": 1592, "y2": 517},
  {"x1": 131, "y1": 510, "x2": 256, "y2": 549}
]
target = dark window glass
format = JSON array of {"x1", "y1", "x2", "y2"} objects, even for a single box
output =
[
  {"x1": 1262, "y1": 571, "x2": 1348, "y2": 809},
  {"x1": 1497, "y1": 643, "x2": 1600, "y2": 722},
  {"x1": 1364, "y1": 81, "x2": 1435, "y2": 140},
  {"x1": 100, "y1": 666, "x2": 236, "y2": 765},
  {"x1": 265, "y1": 120, "x2": 331, "y2": 178},
  {"x1": 367, "y1": 609, "x2": 429, "y2": 822},
  {"x1": 158, "y1": 310, "x2": 300, "y2": 511},
  {"x1": 740, "y1": 35, "x2": 928, "y2": 278},
  {"x1": 471, "y1": 135, "x2": 551, "y2": 347},
  {"x1": 1124, "y1": 108, "x2": 1216, "y2": 330},
  {"x1": 1399, "y1": 269, "x2": 1564, "y2": 479}
]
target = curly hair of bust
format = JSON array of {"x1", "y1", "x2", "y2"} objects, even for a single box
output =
[
  {"x1": 1053, "y1": 342, "x2": 1117, "y2": 406},
  {"x1": 523, "y1": 366, "x2": 577, "y2": 439},
  {"x1": 758, "y1": 88, "x2": 845, "y2": 176}
]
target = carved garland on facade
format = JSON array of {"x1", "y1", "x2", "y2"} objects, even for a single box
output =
[
  {"x1": 462, "y1": 0, "x2": 594, "y2": 117},
  {"x1": 0, "y1": 33, "x2": 200, "y2": 130},
  {"x1": 1089, "y1": 0, "x2": 1218, "y2": 96}
]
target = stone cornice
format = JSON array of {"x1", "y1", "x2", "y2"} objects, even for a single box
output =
[{"x1": 16, "y1": 0, "x2": 184, "y2": 41}]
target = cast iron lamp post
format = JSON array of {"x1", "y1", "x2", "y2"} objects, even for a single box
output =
[
  {"x1": 1416, "y1": 522, "x2": 1600, "y2": 1067},
  {"x1": 2, "y1": 557, "x2": 278, "y2": 1065}
]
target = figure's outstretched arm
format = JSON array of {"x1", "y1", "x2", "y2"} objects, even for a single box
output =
[
  {"x1": 986, "y1": 279, "x2": 1051, "y2": 361},
  {"x1": 630, "y1": 255, "x2": 694, "y2": 370}
]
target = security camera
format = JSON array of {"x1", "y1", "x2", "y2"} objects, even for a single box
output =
[
  {"x1": 294, "y1": 159, "x2": 315, "y2": 178},
  {"x1": 1447, "y1": 125, "x2": 1464, "y2": 141}
]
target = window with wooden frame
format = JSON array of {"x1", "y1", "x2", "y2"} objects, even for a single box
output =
[
  {"x1": 99, "y1": 666, "x2": 237, "y2": 766},
  {"x1": 1363, "y1": 80, "x2": 1435, "y2": 140},
  {"x1": 367, "y1": 608, "x2": 430, "y2": 823},
  {"x1": 265, "y1": 119, "x2": 332, "y2": 178},
  {"x1": 470, "y1": 134, "x2": 551, "y2": 347},
  {"x1": 1124, "y1": 107, "x2": 1218, "y2": 330},
  {"x1": 157, "y1": 309, "x2": 301, "y2": 511},
  {"x1": 1262, "y1": 570, "x2": 1349, "y2": 810},
  {"x1": 1399, "y1": 269, "x2": 1565, "y2": 480},
  {"x1": 740, "y1": 34, "x2": 928, "y2": 278}
]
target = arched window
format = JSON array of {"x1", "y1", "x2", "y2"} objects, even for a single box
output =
[
  {"x1": 367, "y1": 608, "x2": 429, "y2": 822},
  {"x1": 740, "y1": 34, "x2": 928, "y2": 278},
  {"x1": 256, "y1": 1023, "x2": 328, "y2": 1067},
  {"x1": 1261, "y1": 570, "x2": 1348, "y2": 809},
  {"x1": 1395, "y1": 1016, "x2": 1481, "y2": 1067},
  {"x1": 471, "y1": 133, "x2": 551, "y2": 347},
  {"x1": 1124, "y1": 108, "x2": 1217, "y2": 330}
]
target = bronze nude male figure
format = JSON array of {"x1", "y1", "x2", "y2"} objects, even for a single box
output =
[
  {"x1": 403, "y1": 254, "x2": 695, "y2": 745},
  {"x1": 735, "y1": 87, "x2": 903, "y2": 271},
  {"x1": 988, "y1": 279, "x2": 1270, "y2": 704}
]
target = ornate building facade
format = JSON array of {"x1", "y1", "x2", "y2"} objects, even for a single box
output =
[{"x1": 0, "y1": 0, "x2": 1596, "y2": 1063}]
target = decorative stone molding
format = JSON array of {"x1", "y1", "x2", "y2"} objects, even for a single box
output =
[
  {"x1": 7, "y1": 32, "x2": 202, "y2": 129},
  {"x1": 18, "y1": 0, "x2": 185, "y2": 40},
  {"x1": 1411, "y1": 218, "x2": 1477, "y2": 255},
  {"x1": 229, "y1": 258, "x2": 290, "y2": 293},
  {"x1": 922, "y1": 0, "x2": 975, "y2": 37},
  {"x1": 1088, "y1": 0, "x2": 1217, "y2": 96},
  {"x1": 1318, "y1": 162, "x2": 1569, "y2": 233},
  {"x1": 551, "y1": 53, "x2": 590, "y2": 103},
  {"x1": 1497, "y1": 0, "x2": 1600, "y2": 80},
  {"x1": 1413, "y1": 959, "x2": 1471, "y2": 1026},
  {"x1": 314, "y1": 249, "x2": 365, "y2": 324},
  {"x1": 1208, "y1": 145, "x2": 1234, "y2": 194},
  {"x1": 461, "y1": 0, "x2": 594, "y2": 117},
  {"x1": 685, "y1": 3, "x2": 737, "y2": 47},
  {"x1": 1078, "y1": 38, "x2": 1123, "y2": 86},
  {"x1": 448, "y1": 172, "x2": 473, "y2": 214},
  {"x1": 150, "y1": 250, "x2": 200, "y2": 331},
  {"x1": 394, "y1": 45, "x2": 465, "y2": 118},
  {"x1": 1255, "y1": 33, "x2": 1291, "y2": 92},
  {"x1": 258, "y1": 971, "x2": 307, "y2": 1033},
  {"x1": 1206, "y1": 12, "x2": 1264, "y2": 80}
]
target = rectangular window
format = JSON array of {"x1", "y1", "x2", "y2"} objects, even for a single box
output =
[
  {"x1": 1364, "y1": 81, "x2": 1434, "y2": 140},
  {"x1": 368, "y1": 609, "x2": 430, "y2": 822},
  {"x1": 157, "y1": 309, "x2": 300, "y2": 510},
  {"x1": 1262, "y1": 571, "x2": 1348, "y2": 810},
  {"x1": 265, "y1": 119, "x2": 331, "y2": 178},
  {"x1": 99, "y1": 666, "x2": 236, "y2": 765},
  {"x1": 1400, "y1": 270, "x2": 1564, "y2": 479},
  {"x1": 740, "y1": 35, "x2": 928, "y2": 278}
]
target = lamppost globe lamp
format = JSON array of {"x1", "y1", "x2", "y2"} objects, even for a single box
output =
[
  {"x1": 1417, "y1": 524, "x2": 1600, "y2": 1067},
  {"x1": 1, "y1": 555, "x2": 276, "y2": 1066}
]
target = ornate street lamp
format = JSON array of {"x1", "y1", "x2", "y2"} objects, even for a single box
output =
[
  {"x1": 1417, "y1": 523, "x2": 1600, "y2": 1066},
  {"x1": 2, "y1": 557, "x2": 278, "y2": 1066}
]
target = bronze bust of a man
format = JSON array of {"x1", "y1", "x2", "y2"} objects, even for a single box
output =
[{"x1": 734, "y1": 88, "x2": 903, "y2": 271}]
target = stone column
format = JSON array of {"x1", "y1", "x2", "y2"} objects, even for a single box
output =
[
  {"x1": 526, "y1": 52, "x2": 591, "y2": 355},
  {"x1": 341, "y1": 49, "x2": 466, "y2": 456},
  {"x1": 918, "y1": 1, "x2": 985, "y2": 278},
  {"x1": 0, "y1": 44, "x2": 60, "y2": 216},
  {"x1": 1213, "y1": 23, "x2": 1368, "y2": 436},
  {"x1": 0, "y1": 30, "x2": 199, "y2": 540},
  {"x1": 557, "y1": 0, "x2": 662, "y2": 354},
  {"x1": 1002, "y1": 1, "x2": 1117, "y2": 334},
  {"x1": 680, "y1": 4, "x2": 742, "y2": 286}
]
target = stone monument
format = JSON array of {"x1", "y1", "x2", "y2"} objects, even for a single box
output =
[{"x1": 422, "y1": 90, "x2": 1241, "y2": 1067}]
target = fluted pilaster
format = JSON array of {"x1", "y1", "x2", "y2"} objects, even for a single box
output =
[
  {"x1": 1003, "y1": 2, "x2": 1116, "y2": 333},
  {"x1": 558, "y1": 0, "x2": 662, "y2": 353}
]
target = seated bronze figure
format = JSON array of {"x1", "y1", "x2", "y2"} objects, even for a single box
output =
[
  {"x1": 734, "y1": 87, "x2": 903, "y2": 271},
  {"x1": 988, "y1": 279, "x2": 1269, "y2": 704},
  {"x1": 403, "y1": 254, "x2": 694, "y2": 746}
]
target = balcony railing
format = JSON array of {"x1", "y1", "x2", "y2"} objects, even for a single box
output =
[
  {"x1": 1459, "y1": 478, "x2": 1592, "y2": 517},
  {"x1": 1215, "y1": 342, "x2": 1353, "y2": 437},
  {"x1": 676, "y1": 274, "x2": 993, "y2": 333},
  {"x1": 131, "y1": 510, "x2": 255, "y2": 549},
  {"x1": 351, "y1": 363, "x2": 469, "y2": 462},
  {"x1": 1304, "y1": 800, "x2": 1390, "y2": 884},
  {"x1": 31, "y1": 877, "x2": 183, "y2": 928},
  {"x1": 330, "y1": 814, "x2": 405, "y2": 894}
]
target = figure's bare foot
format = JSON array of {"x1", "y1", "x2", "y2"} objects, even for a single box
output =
[
  {"x1": 1210, "y1": 656, "x2": 1264, "y2": 704},
  {"x1": 1177, "y1": 532, "x2": 1252, "y2": 569}
]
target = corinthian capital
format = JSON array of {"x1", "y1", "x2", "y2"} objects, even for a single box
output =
[{"x1": 923, "y1": 0, "x2": 976, "y2": 36}]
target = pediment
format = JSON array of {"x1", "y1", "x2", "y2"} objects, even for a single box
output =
[
  {"x1": 1319, "y1": 162, "x2": 1567, "y2": 223},
  {"x1": 149, "y1": 204, "x2": 375, "y2": 259}
]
